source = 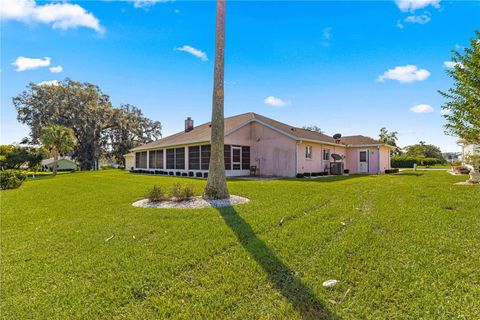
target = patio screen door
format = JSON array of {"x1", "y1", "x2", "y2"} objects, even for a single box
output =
[{"x1": 232, "y1": 147, "x2": 241, "y2": 170}]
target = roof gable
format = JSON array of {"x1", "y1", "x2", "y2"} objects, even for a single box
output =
[{"x1": 130, "y1": 112, "x2": 386, "y2": 151}]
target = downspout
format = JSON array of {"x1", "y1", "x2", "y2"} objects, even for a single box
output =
[
  {"x1": 295, "y1": 141, "x2": 300, "y2": 176},
  {"x1": 377, "y1": 145, "x2": 381, "y2": 174}
]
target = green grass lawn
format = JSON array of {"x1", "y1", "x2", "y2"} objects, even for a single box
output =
[{"x1": 1, "y1": 170, "x2": 479, "y2": 319}]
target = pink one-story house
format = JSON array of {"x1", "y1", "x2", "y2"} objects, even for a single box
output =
[{"x1": 125, "y1": 112, "x2": 393, "y2": 177}]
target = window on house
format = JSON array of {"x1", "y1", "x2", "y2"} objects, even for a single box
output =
[
  {"x1": 200, "y1": 145, "x2": 211, "y2": 170},
  {"x1": 155, "y1": 150, "x2": 163, "y2": 169},
  {"x1": 323, "y1": 149, "x2": 330, "y2": 161},
  {"x1": 188, "y1": 146, "x2": 200, "y2": 170},
  {"x1": 175, "y1": 148, "x2": 185, "y2": 170},
  {"x1": 242, "y1": 146, "x2": 250, "y2": 170},
  {"x1": 148, "y1": 150, "x2": 164, "y2": 169},
  {"x1": 166, "y1": 149, "x2": 175, "y2": 169},
  {"x1": 224, "y1": 145, "x2": 231, "y2": 170},
  {"x1": 305, "y1": 146, "x2": 312, "y2": 159},
  {"x1": 135, "y1": 151, "x2": 147, "y2": 168}
]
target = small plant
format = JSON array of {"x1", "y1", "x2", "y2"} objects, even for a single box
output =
[
  {"x1": 145, "y1": 185, "x2": 165, "y2": 202},
  {"x1": 344, "y1": 169, "x2": 350, "y2": 174},
  {"x1": 0, "y1": 170, "x2": 27, "y2": 190},
  {"x1": 169, "y1": 182, "x2": 195, "y2": 201},
  {"x1": 304, "y1": 172, "x2": 311, "y2": 177},
  {"x1": 196, "y1": 172, "x2": 203, "y2": 178},
  {"x1": 296, "y1": 173, "x2": 304, "y2": 178}
]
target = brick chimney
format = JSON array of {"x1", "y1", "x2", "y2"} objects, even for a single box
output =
[{"x1": 185, "y1": 117, "x2": 194, "y2": 132}]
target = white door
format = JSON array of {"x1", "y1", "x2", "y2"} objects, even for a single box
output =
[
  {"x1": 232, "y1": 147, "x2": 241, "y2": 170},
  {"x1": 358, "y1": 150, "x2": 369, "y2": 173}
]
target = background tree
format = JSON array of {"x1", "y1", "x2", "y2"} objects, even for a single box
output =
[
  {"x1": 439, "y1": 30, "x2": 480, "y2": 145},
  {"x1": 379, "y1": 127, "x2": 401, "y2": 155},
  {"x1": 0, "y1": 145, "x2": 45, "y2": 170},
  {"x1": 404, "y1": 141, "x2": 443, "y2": 161},
  {"x1": 39, "y1": 125, "x2": 77, "y2": 176},
  {"x1": 204, "y1": 0, "x2": 229, "y2": 200},
  {"x1": 302, "y1": 125, "x2": 324, "y2": 134},
  {"x1": 106, "y1": 104, "x2": 162, "y2": 166},
  {"x1": 13, "y1": 79, "x2": 161, "y2": 170}
]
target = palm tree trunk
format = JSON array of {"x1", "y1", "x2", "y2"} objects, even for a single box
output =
[
  {"x1": 53, "y1": 150, "x2": 59, "y2": 176},
  {"x1": 203, "y1": 0, "x2": 229, "y2": 200}
]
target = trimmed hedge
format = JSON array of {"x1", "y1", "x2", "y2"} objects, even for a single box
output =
[
  {"x1": 385, "y1": 168, "x2": 399, "y2": 174},
  {"x1": 391, "y1": 156, "x2": 442, "y2": 168}
]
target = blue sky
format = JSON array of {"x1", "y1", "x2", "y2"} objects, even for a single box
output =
[{"x1": 1, "y1": 0, "x2": 479, "y2": 152}]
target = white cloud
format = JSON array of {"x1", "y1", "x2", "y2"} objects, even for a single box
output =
[
  {"x1": 13, "y1": 56, "x2": 51, "y2": 71},
  {"x1": 396, "y1": 20, "x2": 404, "y2": 29},
  {"x1": 175, "y1": 45, "x2": 208, "y2": 61},
  {"x1": 37, "y1": 80, "x2": 60, "y2": 86},
  {"x1": 404, "y1": 12, "x2": 431, "y2": 24},
  {"x1": 49, "y1": 65, "x2": 63, "y2": 73},
  {"x1": 410, "y1": 104, "x2": 434, "y2": 113},
  {"x1": 264, "y1": 96, "x2": 290, "y2": 107},
  {"x1": 443, "y1": 61, "x2": 463, "y2": 69},
  {"x1": 130, "y1": 0, "x2": 170, "y2": 9},
  {"x1": 395, "y1": 0, "x2": 441, "y2": 12},
  {"x1": 377, "y1": 65, "x2": 430, "y2": 83},
  {"x1": 0, "y1": 0, "x2": 104, "y2": 33}
]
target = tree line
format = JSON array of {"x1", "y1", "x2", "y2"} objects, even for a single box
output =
[{"x1": 12, "y1": 78, "x2": 162, "y2": 170}]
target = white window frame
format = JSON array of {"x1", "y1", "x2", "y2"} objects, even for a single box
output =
[
  {"x1": 323, "y1": 148, "x2": 330, "y2": 161},
  {"x1": 305, "y1": 145, "x2": 313, "y2": 160}
]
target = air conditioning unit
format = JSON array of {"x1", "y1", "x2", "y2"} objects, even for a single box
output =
[{"x1": 330, "y1": 162, "x2": 344, "y2": 175}]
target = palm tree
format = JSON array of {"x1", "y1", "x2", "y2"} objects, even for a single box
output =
[
  {"x1": 39, "y1": 125, "x2": 77, "y2": 176},
  {"x1": 203, "y1": 0, "x2": 229, "y2": 200}
]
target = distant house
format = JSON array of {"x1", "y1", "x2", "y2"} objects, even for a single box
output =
[
  {"x1": 41, "y1": 157, "x2": 77, "y2": 172},
  {"x1": 126, "y1": 112, "x2": 393, "y2": 177},
  {"x1": 458, "y1": 140, "x2": 479, "y2": 163},
  {"x1": 442, "y1": 152, "x2": 461, "y2": 164}
]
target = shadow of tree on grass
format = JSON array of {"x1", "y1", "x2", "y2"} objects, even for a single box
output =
[{"x1": 217, "y1": 206, "x2": 339, "y2": 320}]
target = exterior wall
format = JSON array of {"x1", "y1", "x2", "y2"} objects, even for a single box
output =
[
  {"x1": 379, "y1": 146, "x2": 391, "y2": 173},
  {"x1": 124, "y1": 155, "x2": 134, "y2": 170},
  {"x1": 346, "y1": 146, "x2": 391, "y2": 174},
  {"x1": 225, "y1": 124, "x2": 253, "y2": 146},
  {"x1": 249, "y1": 122, "x2": 297, "y2": 177},
  {"x1": 296, "y1": 141, "x2": 346, "y2": 174}
]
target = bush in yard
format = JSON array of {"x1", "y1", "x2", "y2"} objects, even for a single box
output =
[
  {"x1": 169, "y1": 183, "x2": 195, "y2": 201},
  {"x1": 145, "y1": 185, "x2": 166, "y2": 202},
  {"x1": 385, "y1": 169, "x2": 399, "y2": 174},
  {"x1": 420, "y1": 158, "x2": 440, "y2": 167},
  {"x1": 296, "y1": 173, "x2": 304, "y2": 178},
  {"x1": 391, "y1": 156, "x2": 418, "y2": 168},
  {"x1": 0, "y1": 170, "x2": 27, "y2": 190}
]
